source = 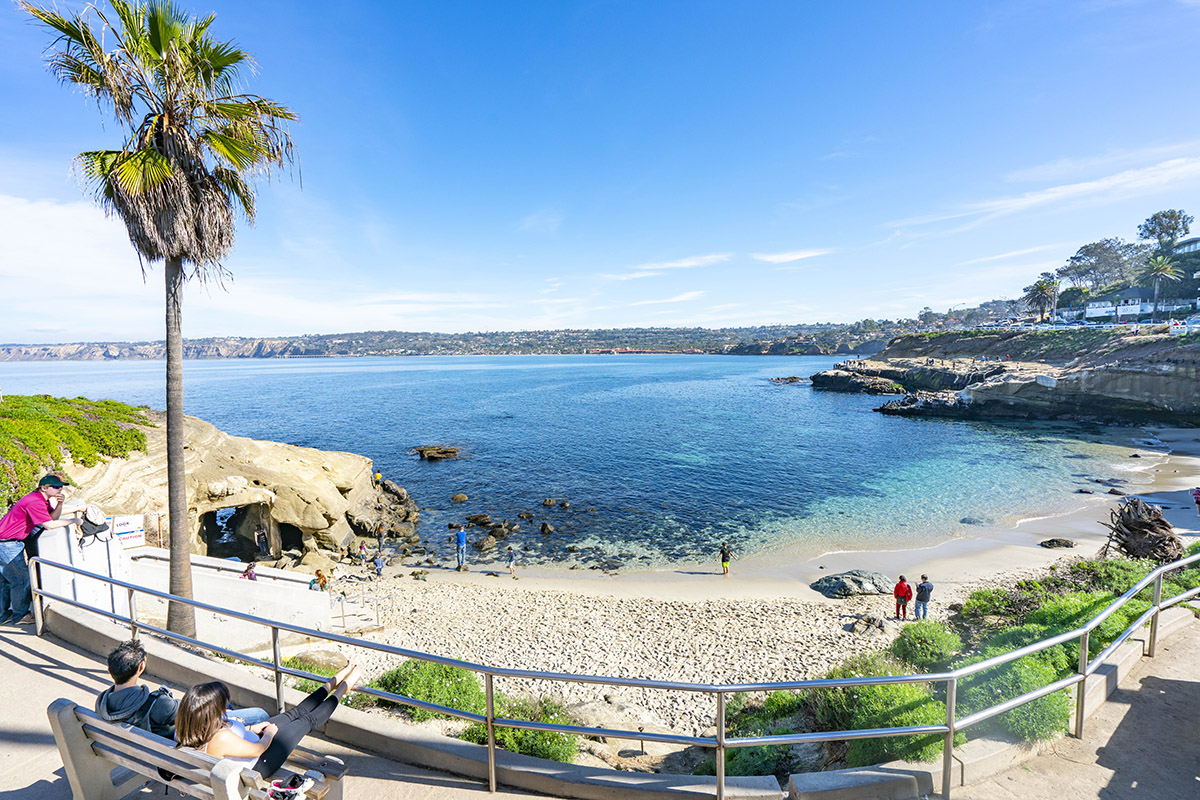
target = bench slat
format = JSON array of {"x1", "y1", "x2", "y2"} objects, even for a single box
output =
[{"x1": 90, "y1": 742, "x2": 216, "y2": 800}]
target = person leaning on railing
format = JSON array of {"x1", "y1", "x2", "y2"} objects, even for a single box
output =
[{"x1": 0, "y1": 475, "x2": 84, "y2": 625}]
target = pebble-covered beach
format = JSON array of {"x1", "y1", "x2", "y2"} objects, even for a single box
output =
[{"x1": 341, "y1": 575, "x2": 994, "y2": 736}]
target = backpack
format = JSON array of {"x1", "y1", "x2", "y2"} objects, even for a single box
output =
[{"x1": 128, "y1": 687, "x2": 175, "y2": 739}]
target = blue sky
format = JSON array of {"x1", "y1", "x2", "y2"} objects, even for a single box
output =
[{"x1": 3, "y1": 0, "x2": 1200, "y2": 342}]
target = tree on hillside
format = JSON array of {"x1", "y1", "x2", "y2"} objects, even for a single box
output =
[
  {"x1": 1138, "y1": 209, "x2": 1193, "y2": 255},
  {"x1": 1058, "y1": 238, "x2": 1145, "y2": 289},
  {"x1": 1022, "y1": 276, "x2": 1059, "y2": 322},
  {"x1": 1057, "y1": 285, "x2": 1090, "y2": 314},
  {"x1": 23, "y1": 0, "x2": 297, "y2": 637},
  {"x1": 1137, "y1": 255, "x2": 1182, "y2": 323}
]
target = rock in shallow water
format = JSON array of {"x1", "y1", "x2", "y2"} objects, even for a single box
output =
[
  {"x1": 1040, "y1": 538, "x2": 1076, "y2": 549},
  {"x1": 809, "y1": 569, "x2": 892, "y2": 598}
]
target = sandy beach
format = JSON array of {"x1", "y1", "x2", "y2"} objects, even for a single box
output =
[{"x1": 329, "y1": 426, "x2": 1200, "y2": 738}]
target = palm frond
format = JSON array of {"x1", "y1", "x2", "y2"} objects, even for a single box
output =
[
  {"x1": 212, "y1": 165, "x2": 256, "y2": 223},
  {"x1": 201, "y1": 129, "x2": 264, "y2": 169},
  {"x1": 112, "y1": 147, "x2": 174, "y2": 194}
]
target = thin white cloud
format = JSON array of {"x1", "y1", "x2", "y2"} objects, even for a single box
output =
[
  {"x1": 890, "y1": 157, "x2": 1200, "y2": 230},
  {"x1": 599, "y1": 270, "x2": 662, "y2": 281},
  {"x1": 958, "y1": 244, "x2": 1065, "y2": 265},
  {"x1": 1007, "y1": 141, "x2": 1200, "y2": 183},
  {"x1": 518, "y1": 209, "x2": 563, "y2": 233},
  {"x1": 630, "y1": 291, "x2": 706, "y2": 306},
  {"x1": 751, "y1": 248, "x2": 832, "y2": 264},
  {"x1": 602, "y1": 252, "x2": 730, "y2": 281}
]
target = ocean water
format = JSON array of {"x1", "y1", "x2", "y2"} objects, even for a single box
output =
[{"x1": 0, "y1": 355, "x2": 1148, "y2": 568}]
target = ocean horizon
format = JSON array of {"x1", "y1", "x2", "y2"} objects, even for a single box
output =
[{"x1": 0, "y1": 355, "x2": 1152, "y2": 570}]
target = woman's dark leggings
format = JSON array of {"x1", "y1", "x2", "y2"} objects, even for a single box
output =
[{"x1": 252, "y1": 687, "x2": 339, "y2": 777}]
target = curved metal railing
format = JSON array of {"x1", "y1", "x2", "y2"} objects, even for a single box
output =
[{"x1": 28, "y1": 551, "x2": 1200, "y2": 799}]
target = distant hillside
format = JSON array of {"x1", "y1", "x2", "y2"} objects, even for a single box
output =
[{"x1": 0, "y1": 323, "x2": 901, "y2": 360}]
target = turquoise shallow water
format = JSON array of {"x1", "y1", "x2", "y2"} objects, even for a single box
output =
[{"x1": 0, "y1": 355, "x2": 1149, "y2": 568}]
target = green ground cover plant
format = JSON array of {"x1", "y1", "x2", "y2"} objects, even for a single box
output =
[
  {"x1": 0, "y1": 394, "x2": 149, "y2": 507},
  {"x1": 374, "y1": 660, "x2": 485, "y2": 720},
  {"x1": 890, "y1": 620, "x2": 963, "y2": 671},
  {"x1": 461, "y1": 696, "x2": 580, "y2": 762}
]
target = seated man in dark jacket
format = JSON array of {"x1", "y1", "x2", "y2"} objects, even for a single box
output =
[{"x1": 96, "y1": 640, "x2": 268, "y2": 739}]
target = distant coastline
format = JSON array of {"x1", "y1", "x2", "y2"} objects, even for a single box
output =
[{"x1": 0, "y1": 324, "x2": 891, "y2": 361}]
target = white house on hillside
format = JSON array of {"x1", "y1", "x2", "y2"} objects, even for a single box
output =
[{"x1": 1084, "y1": 286, "x2": 1199, "y2": 320}]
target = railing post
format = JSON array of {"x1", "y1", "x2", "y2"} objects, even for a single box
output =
[
  {"x1": 127, "y1": 586, "x2": 139, "y2": 639},
  {"x1": 485, "y1": 674, "x2": 497, "y2": 793},
  {"x1": 31, "y1": 559, "x2": 44, "y2": 637},
  {"x1": 942, "y1": 677, "x2": 957, "y2": 799},
  {"x1": 715, "y1": 692, "x2": 726, "y2": 800},
  {"x1": 272, "y1": 626, "x2": 286, "y2": 714},
  {"x1": 1074, "y1": 631, "x2": 1089, "y2": 739},
  {"x1": 1147, "y1": 572, "x2": 1163, "y2": 658}
]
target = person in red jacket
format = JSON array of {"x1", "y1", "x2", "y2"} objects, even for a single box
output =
[{"x1": 893, "y1": 575, "x2": 913, "y2": 620}]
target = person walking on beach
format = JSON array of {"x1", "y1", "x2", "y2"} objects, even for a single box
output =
[
  {"x1": 0, "y1": 474, "x2": 84, "y2": 625},
  {"x1": 893, "y1": 575, "x2": 913, "y2": 620},
  {"x1": 373, "y1": 551, "x2": 384, "y2": 578},
  {"x1": 358, "y1": 541, "x2": 368, "y2": 562},
  {"x1": 450, "y1": 525, "x2": 468, "y2": 571},
  {"x1": 914, "y1": 574, "x2": 933, "y2": 620},
  {"x1": 1192, "y1": 486, "x2": 1200, "y2": 517},
  {"x1": 718, "y1": 542, "x2": 736, "y2": 575},
  {"x1": 506, "y1": 546, "x2": 516, "y2": 579}
]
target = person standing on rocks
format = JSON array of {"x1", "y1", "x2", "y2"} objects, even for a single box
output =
[
  {"x1": 450, "y1": 525, "x2": 468, "y2": 571},
  {"x1": 373, "y1": 551, "x2": 384, "y2": 579},
  {"x1": 914, "y1": 574, "x2": 933, "y2": 620},
  {"x1": 0, "y1": 475, "x2": 84, "y2": 625},
  {"x1": 718, "y1": 543, "x2": 736, "y2": 575},
  {"x1": 893, "y1": 575, "x2": 913, "y2": 620},
  {"x1": 254, "y1": 524, "x2": 268, "y2": 558}
]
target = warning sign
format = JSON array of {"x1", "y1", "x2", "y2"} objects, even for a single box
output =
[{"x1": 107, "y1": 515, "x2": 146, "y2": 548}]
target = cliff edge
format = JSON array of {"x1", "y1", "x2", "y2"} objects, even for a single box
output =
[{"x1": 808, "y1": 328, "x2": 1200, "y2": 425}]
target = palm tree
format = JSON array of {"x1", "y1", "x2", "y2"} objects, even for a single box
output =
[
  {"x1": 23, "y1": 0, "x2": 296, "y2": 636},
  {"x1": 1137, "y1": 255, "x2": 1182, "y2": 323},
  {"x1": 1022, "y1": 277, "x2": 1059, "y2": 322}
]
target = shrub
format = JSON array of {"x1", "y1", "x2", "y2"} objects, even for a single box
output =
[
  {"x1": 375, "y1": 660, "x2": 485, "y2": 721},
  {"x1": 763, "y1": 690, "x2": 802, "y2": 718},
  {"x1": 808, "y1": 652, "x2": 903, "y2": 731},
  {"x1": 461, "y1": 697, "x2": 579, "y2": 762},
  {"x1": 957, "y1": 654, "x2": 1069, "y2": 741},
  {"x1": 891, "y1": 620, "x2": 963, "y2": 671},
  {"x1": 845, "y1": 682, "x2": 954, "y2": 767},
  {"x1": 962, "y1": 588, "x2": 1008, "y2": 617},
  {"x1": 694, "y1": 726, "x2": 795, "y2": 779},
  {"x1": 1186, "y1": 540, "x2": 1200, "y2": 558},
  {"x1": 982, "y1": 624, "x2": 1073, "y2": 673}
]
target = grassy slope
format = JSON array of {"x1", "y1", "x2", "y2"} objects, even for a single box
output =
[
  {"x1": 0, "y1": 394, "x2": 150, "y2": 507},
  {"x1": 879, "y1": 328, "x2": 1200, "y2": 365}
]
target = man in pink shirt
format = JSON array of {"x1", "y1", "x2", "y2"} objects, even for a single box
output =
[{"x1": 0, "y1": 474, "x2": 83, "y2": 625}]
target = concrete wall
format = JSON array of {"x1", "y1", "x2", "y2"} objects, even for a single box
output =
[{"x1": 126, "y1": 547, "x2": 331, "y2": 651}]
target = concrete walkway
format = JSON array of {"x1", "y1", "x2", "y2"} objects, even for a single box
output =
[
  {"x1": 4, "y1": 616, "x2": 1198, "y2": 800},
  {"x1": 957, "y1": 619, "x2": 1200, "y2": 800},
  {"x1": 0, "y1": 622, "x2": 552, "y2": 800}
]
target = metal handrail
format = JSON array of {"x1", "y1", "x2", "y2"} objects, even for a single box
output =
[{"x1": 28, "y1": 550, "x2": 1200, "y2": 800}]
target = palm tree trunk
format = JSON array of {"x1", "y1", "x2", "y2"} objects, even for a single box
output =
[
  {"x1": 165, "y1": 256, "x2": 196, "y2": 637},
  {"x1": 1152, "y1": 278, "x2": 1161, "y2": 323}
]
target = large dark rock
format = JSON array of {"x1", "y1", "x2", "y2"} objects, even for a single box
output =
[
  {"x1": 810, "y1": 569, "x2": 893, "y2": 598},
  {"x1": 1040, "y1": 538, "x2": 1076, "y2": 549}
]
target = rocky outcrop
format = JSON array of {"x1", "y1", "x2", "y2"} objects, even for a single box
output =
[
  {"x1": 63, "y1": 411, "x2": 415, "y2": 556},
  {"x1": 808, "y1": 369, "x2": 906, "y2": 394},
  {"x1": 826, "y1": 330, "x2": 1200, "y2": 426}
]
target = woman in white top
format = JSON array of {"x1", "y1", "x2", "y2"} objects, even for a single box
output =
[{"x1": 175, "y1": 663, "x2": 360, "y2": 777}]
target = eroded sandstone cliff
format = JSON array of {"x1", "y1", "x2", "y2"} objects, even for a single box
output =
[{"x1": 64, "y1": 411, "x2": 417, "y2": 558}]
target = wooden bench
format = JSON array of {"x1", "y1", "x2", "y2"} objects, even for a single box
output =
[{"x1": 47, "y1": 698, "x2": 346, "y2": 800}]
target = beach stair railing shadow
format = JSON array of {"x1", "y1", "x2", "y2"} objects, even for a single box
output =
[{"x1": 26, "y1": 551, "x2": 1200, "y2": 800}]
